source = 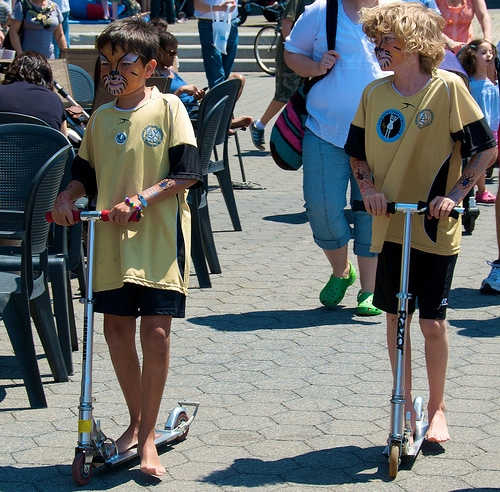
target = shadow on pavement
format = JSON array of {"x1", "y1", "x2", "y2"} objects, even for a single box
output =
[
  {"x1": 201, "y1": 445, "x2": 394, "y2": 487},
  {"x1": 188, "y1": 308, "x2": 381, "y2": 331},
  {"x1": 263, "y1": 211, "x2": 308, "y2": 224}
]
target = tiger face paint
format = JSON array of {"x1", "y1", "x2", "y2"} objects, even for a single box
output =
[
  {"x1": 373, "y1": 32, "x2": 405, "y2": 71},
  {"x1": 99, "y1": 44, "x2": 155, "y2": 97}
]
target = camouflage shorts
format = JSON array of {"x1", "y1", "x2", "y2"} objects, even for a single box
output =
[{"x1": 274, "y1": 38, "x2": 303, "y2": 103}]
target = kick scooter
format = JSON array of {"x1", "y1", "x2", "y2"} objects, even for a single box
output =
[
  {"x1": 47, "y1": 210, "x2": 199, "y2": 485},
  {"x1": 353, "y1": 200, "x2": 462, "y2": 478}
]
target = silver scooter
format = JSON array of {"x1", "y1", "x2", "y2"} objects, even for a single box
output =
[
  {"x1": 47, "y1": 210, "x2": 199, "y2": 485},
  {"x1": 353, "y1": 201, "x2": 462, "y2": 478}
]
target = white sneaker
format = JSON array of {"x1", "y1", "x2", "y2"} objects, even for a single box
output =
[{"x1": 480, "y1": 260, "x2": 500, "y2": 294}]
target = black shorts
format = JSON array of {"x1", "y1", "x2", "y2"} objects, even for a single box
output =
[
  {"x1": 374, "y1": 242, "x2": 458, "y2": 320},
  {"x1": 94, "y1": 282, "x2": 186, "y2": 318}
]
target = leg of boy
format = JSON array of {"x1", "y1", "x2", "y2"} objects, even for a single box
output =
[
  {"x1": 420, "y1": 318, "x2": 449, "y2": 442},
  {"x1": 104, "y1": 314, "x2": 142, "y2": 453},
  {"x1": 137, "y1": 314, "x2": 172, "y2": 476},
  {"x1": 103, "y1": 313, "x2": 172, "y2": 475}
]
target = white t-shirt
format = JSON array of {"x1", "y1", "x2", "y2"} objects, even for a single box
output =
[
  {"x1": 285, "y1": 0, "x2": 385, "y2": 147},
  {"x1": 195, "y1": 0, "x2": 237, "y2": 20}
]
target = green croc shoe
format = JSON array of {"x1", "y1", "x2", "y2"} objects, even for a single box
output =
[
  {"x1": 319, "y1": 261, "x2": 357, "y2": 307},
  {"x1": 357, "y1": 290, "x2": 382, "y2": 316}
]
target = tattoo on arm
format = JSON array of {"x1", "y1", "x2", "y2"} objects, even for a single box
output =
[
  {"x1": 351, "y1": 158, "x2": 376, "y2": 194},
  {"x1": 447, "y1": 150, "x2": 489, "y2": 203},
  {"x1": 141, "y1": 178, "x2": 190, "y2": 201}
]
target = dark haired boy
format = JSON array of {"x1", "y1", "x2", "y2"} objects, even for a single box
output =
[{"x1": 51, "y1": 16, "x2": 202, "y2": 476}]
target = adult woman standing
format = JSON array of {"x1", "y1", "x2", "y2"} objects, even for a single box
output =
[
  {"x1": 9, "y1": 0, "x2": 67, "y2": 59},
  {"x1": 436, "y1": 0, "x2": 492, "y2": 54},
  {"x1": 284, "y1": 0, "x2": 385, "y2": 314}
]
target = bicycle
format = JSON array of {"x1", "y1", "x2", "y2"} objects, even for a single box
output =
[
  {"x1": 253, "y1": 1, "x2": 284, "y2": 75},
  {"x1": 238, "y1": 0, "x2": 283, "y2": 25}
]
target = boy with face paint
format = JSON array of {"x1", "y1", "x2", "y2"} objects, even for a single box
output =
[
  {"x1": 345, "y1": 2, "x2": 496, "y2": 443},
  {"x1": 50, "y1": 17, "x2": 203, "y2": 476}
]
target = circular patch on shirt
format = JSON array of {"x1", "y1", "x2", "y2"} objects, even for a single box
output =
[
  {"x1": 142, "y1": 125, "x2": 163, "y2": 147},
  {"x1": 377, "y1": 109, "x2": 405, "y2": 143},
  {"x1": 415, "y1": 109, "x2": 434, "y2": 129},
  {"x1": 115, "y1": 132, "x2": 127, "y2": 145}
]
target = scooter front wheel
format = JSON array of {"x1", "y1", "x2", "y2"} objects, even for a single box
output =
[
  {"x1": 72, "y1": 452, "x2": 93, "y2": 486},
  {"x1": 389, "y1": 444, "x2": 400, "y2": 478}
]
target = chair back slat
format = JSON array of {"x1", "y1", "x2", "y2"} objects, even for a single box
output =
[
  {"x1": 197, "y1": 96, "x2": 228, "y2": 175},
  {"x1": 67, "y1": 64, "x2": 95, "y2": 111},
  {"x1": 0, "y1": 112, "x2": 51, "y2": 127}
]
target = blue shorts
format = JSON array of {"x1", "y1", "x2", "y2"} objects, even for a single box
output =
[
  {"x1": 302, "y1": 129, "x2": 376, "y2": 257},
  {"x1": 94, "y1": 283, "x2": 186, "y2": 318}
]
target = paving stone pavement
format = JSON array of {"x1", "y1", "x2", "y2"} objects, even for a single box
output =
[{"x1": 1, "y1": 39, "x2": 500, "y2": 492}]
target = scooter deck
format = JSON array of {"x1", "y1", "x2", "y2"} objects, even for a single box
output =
[
  {"x1": 104, "y1": 429, "x2": 184, "y2": 468},
  {"x1": 383, "y1": 421, "x2": 429, "y2": 458}
]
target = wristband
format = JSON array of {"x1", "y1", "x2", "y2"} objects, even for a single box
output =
[
  {"x1": 137, "y1": 193, "x2": 148, "y2": 208},
  {"x1": 124, "y1": 196, "x2": 143, "y2": 213}
]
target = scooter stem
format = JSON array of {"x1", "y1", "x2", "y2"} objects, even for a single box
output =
[
  {"x1": 390, "y1": 209, "x2": 413, "y2": 442},
  {"x1": 78, "y1": 217, "x2": 97, "y2": 448}
]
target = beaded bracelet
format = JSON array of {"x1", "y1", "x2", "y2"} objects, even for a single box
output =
[{"x1": 124, "y1": 196, "x2": 143, "y2": 213}]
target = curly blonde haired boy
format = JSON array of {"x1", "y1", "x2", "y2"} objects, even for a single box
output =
[{"x1": 345, "y1": 1, "x2": 497, "y2": 443}]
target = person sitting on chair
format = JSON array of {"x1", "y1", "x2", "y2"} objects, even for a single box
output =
[{"x1": 0, "y1": 50, "x2": 67, "y2": 135}]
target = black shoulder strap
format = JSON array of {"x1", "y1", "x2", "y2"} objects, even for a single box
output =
[{"x1": 326, "y1": 0, "x2": 338, "y2": 51}]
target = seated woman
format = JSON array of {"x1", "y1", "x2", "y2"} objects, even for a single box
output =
[
  {"x1": 149, "y1": 17, "x2": 252, "y2": 128},
  {"x1": 0, "y1": 50, "x2": 67, "y2": 135}
]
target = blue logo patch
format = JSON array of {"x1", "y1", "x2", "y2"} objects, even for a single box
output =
[
  {"x1": 142, "y1": 125, "x2": 163, "y2": 147},
  {"x1": 377, "y1": 109, "x2": 405, "y2": 143},
  {"x1": 115, "y1": 132, "x2": 127, "y2": 145}
]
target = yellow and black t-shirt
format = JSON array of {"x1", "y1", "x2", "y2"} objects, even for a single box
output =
[
  {"x1": 75, "y1": 88, "x2": 202, "y2": 294},
  {"x1": 345, "y1": 69, "x2": 496, "y2": 255}
]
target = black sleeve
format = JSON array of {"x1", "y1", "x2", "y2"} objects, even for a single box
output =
[
  {"x1": 71, "y1": 154, "x2": 97, "y2": 196},
  {"x1": 344, "y1": 124, "x2": 366, "y2": 160},
  {"x1": 451, "y1": 117, "x2": 497, "y2": 158},
  {"x1": 167, "y1": 143, "x2": 204, "y2": 188}
]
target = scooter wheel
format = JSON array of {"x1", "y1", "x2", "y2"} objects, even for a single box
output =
[
  {"x1": 389, "y1": 444, "x2": 399, "y2": 478},
  {"x1": 72, "y1": 452, "x2": 93, "y2": 486},
  {"x1": 174, "y1": 411, "x2": 189, "y2": 442}
]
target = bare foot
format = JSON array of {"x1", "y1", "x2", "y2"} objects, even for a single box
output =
[
  {"x1": 115, "y1": 425, "x2": 139, "y2": 454},
  {"x1": 230, "y1": 115, "x2": 253, "y2": 129},
  {"x1": 138, "y1": 439, "x2": 165, "y2": 476},
  {"x1": 427, "y1": 408, "x2": 450, "y2": 442}
]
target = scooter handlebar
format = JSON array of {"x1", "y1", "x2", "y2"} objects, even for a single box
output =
[
  {"x1": 45, "y1": 210, "x2": 142, "y2": 223},
  {"x1": 352, "y1": 200, "x2": 461, "y2": 220}
]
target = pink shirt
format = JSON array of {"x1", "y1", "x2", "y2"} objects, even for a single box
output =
[{"x1": 437, "y1": 0, "x2": 475, "y2": 51}]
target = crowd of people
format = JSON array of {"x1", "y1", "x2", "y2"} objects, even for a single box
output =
[{"x1": 0, "y1": 0, "x2": 499, "y2": 478}]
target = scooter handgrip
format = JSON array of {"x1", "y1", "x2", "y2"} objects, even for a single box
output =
[
  {"x1": 352, "y1": 200, "x2": 396, "y2": 214},
  {"x1": 45, "y1": 210, "x2": 81, "y2": 223},
  {"x1": 99, "y1": 210, "x2": 141, "y2": 222},
  {"x1": 449, "y1": 209, "x2": 459, "y2": 220}
]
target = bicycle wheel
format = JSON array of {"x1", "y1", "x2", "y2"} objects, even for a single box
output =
[{"x1": 254, "y1": 26, "x2": 279, "y2": 75}]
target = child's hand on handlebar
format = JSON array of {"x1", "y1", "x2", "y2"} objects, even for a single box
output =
[
  {"x1": 50, "y1": 190, "x2": 79, "y2": 225},
  {"x1": 427, "y1": 196, "x2": 457, "y2": 219},
  {"x1": 362, "y1": 189, "x2": 390, "y2": 217},
  {"x1": 108, "y1": 201, "x2": 136, "y2": 225}
]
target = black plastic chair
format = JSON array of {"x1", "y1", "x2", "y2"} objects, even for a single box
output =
[
  {"x1": 68, "y1": 64, "x2": 95, "y2": 113},
  {"x1": 0, "y1": 145, "x2": 72, "y2": 407},
  {"x1": 0, "y1": 123, "x2": 77, "y2": 376},
  {"x1": 189, "y1": 96, "x2": 228, "y2": 288},
  {"x1": 196, "y1": 78, "x2": 242, "y2": 231},
  {"x1": 0, "y1": 112, "x2": 50, "y2": 127}
]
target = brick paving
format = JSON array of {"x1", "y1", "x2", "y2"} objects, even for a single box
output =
[{"x1": 0, "y1": 14, "x2": 499, "y2": 492}]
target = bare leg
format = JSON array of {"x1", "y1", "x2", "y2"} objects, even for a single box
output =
[
  {"x1": 111, "y1": 1, "x2": 119, "y2": 20},
  {"x1": 137, "y1": 314, "x2": 172, "y2": 476},
  {"x1": 260, "y1": 99, "x2": 286, "y2": 127},
  {"x1": 476, "y1": 171, "x2": 487, "y2": 195},
  {"x1": 103, "y1": 314, "x2": 141, "y2": 453},
  {"x1": 387, "y1": 313, "x2": 415, "y2": 441},
  {"x1": 101, "y1": 0, "x2": 109, "y2": 19},
  {"x1": 323, "y1": 244, "x2": 350, "y2": 278},
  {"x1": 357, "y1": 255, "x2": 377, "y2": 293},
  {"x1": 420, "y1": 318, "x2": 450, "y2": 442}
]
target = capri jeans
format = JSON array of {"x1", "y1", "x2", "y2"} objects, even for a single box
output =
[{"x1": 302, "y1": 128, "x2": 376, "y2": 258}]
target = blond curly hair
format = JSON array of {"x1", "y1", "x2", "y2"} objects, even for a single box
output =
[{"x1": 361, "y1": 2, "x2": 445, "y2": 73}]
